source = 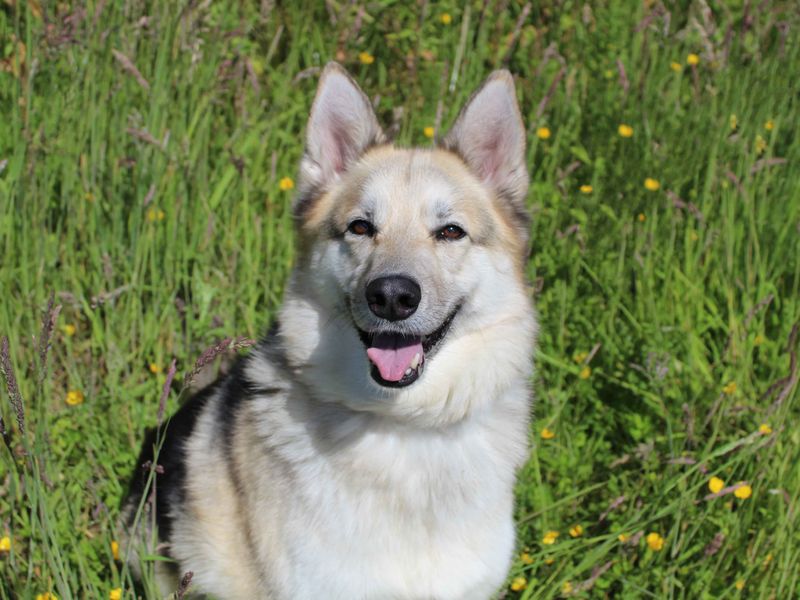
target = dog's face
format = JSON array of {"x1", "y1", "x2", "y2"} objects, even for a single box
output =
[{"x1": 279, "y1": 64, "x2": 535, "y2": 423}]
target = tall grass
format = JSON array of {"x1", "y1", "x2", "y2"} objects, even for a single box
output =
[{"x1": 1, "y1": 1, "x2": 798, "y2": 598}]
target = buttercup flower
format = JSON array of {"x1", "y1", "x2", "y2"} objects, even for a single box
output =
[
  {"x1": 149, "y1": 363, "x2": 162, "y2": 375},
  {"x1": 644, "y1": 178, "x2": 660, "y2": 191},
  {"x1": 520, "y1": 552, "x2": 533, "y2": 564},
  {"x1": 708, "y1": 476, "x2": 724, "y2": 494},
  {"x1": 734, "y1": 483, "x2": 752, "y2": 499},
  {"x1": 618, "y1": 124, "x2": 633, "y2": 138},
  {"x1": 542, "y1": 530, "x2": 559, "y2": 545},
  {"x1": 0, "y1": 536, "x2": 10, "y2": 552},
  {"x1": 36, "y1": 594, "x2": 57, "y2": 600},
  {"x1": 670, "y1": 61, "x2": 682, "y2": 72},
  {"x1": 618, "y1": 533, "x2": 629, "y2": 543},
  {"x1": 440, "y1": 13, "x2": 452, "y2": 25},
  {"x1": 111, "y1": 540, "x2": 120, "y2": 561},
  {"x1": 579, "y1": 366, "x2": 591, "y2": 379},
  {"x1": 735, "y1": 579, "x2": 745, "y2": 591},
  {"x1": 729, "y1": 114, "x2": 738, "y2": 130},
  {"x1": 109, "y1": 589, "x2": 122, "y2": 600},
  {"x1": 62, "y1": 324, "x2": 76, "y2": 337},
  {"x1": 562, "y1": 581, "x2": 573, "y2": 595},
  {"x1": 510, "y1": 576, "x2": 527, "y2": 591},
  {"x1": 722, "y1": 382, "x2": 737, "y2": 395},
  {"x1": 537, "y1": 127, "x2": 551, "y2": 140},
  {"x1": 758, "y1": 423, "x2": 772, "y2": 435},
  {"x1": 686, "y1": 53, "x2": 700, "y2": 66},
  {"x1": 637, "y1": 213, "x2": 646, "y2": 222},
  {"x1": 279, "y1": 177, "x2": 294, "y2": 191},
  {"x1": 568, "y1": 524, "x2": 583, "y2": 538},
  {"x1": 646, "y1": 532, "x2": 664, "y2": 551},
  {"x1": 358, "y1": 51, "x2": 374, "y2": 65},
  {"x1": 541, "y1": 427, "x2": 555, "y2": 440},
  {"x1": 146, "y1": 207, "x2": 165, "y2": 222},
  {"x1": 66, "y1": 389, "x2": 85, "y2": 406},
  {"x1": 579, "y1": 184, "x2": 593, "y2": 194},
  {"x1": 423, "y1": 126, "x2": 435, "y2": 139},
  {"x1": 764, "y1": 119, "x2": 774, "y2": 131}
]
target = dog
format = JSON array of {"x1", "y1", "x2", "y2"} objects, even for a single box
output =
[{"x1": 123, "y1": 62, "x2": 537, "y2": 599}]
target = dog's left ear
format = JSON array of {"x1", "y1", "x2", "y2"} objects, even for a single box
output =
[
  {"x1": 443, "y1": 71, "x2": 530, "y2": 239},
  {"x1": 297, "y1": 63, "x2": 385, "y2": 216}
]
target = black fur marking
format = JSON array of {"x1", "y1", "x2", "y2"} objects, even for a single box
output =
[{"x1": 124, "y1": 382, "x2": 217, "y2": 545}]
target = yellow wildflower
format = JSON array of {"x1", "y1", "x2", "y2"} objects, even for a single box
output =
[
  {"x1": 637, "y1": 213, "x2": 646, "y2": 222},
  {"x1": 758, "y1": 423, "x2": 772, "y2": 435},
  {"x1": 579, "y1": 184, "x2": 593, "y2": 194},
  {"x1": 735, "y1": 579, "x2": 745, "y2": 591},
  {"x1": 62, "y1": 324, "x2": 77, "y2": 337},
  {"x1": 146, "y1": 207, "x2": 165, "y2": 222},
  {"x1": 537, "y1": 127, "x2": 551, "y2": 140},
  {"x1": 644, "y1": 178, "x2": 660, "y2": 191},
  {"x1": 617, "y1": 124, "x2": 633, "y2": 138},
  {"x1": 0, "y1": 536, "x2": 10, "y2": 552},
  {"x1": 36, "y1": 594, "x2": 58, "y2": 600},
  {"x1": 763, "y1": 553, "x2": 773, "y2": 567},
  {"x1": 544, "y1": 556, "x2": 555, "y2": 565},
  {"x1": 646, "y1": 532, "x2": 664, "y2": 551},
  {"x1": 573, "y1": 351, "x2": 588, "y2": 363},
  {"x1": 729, "y1": 114, "x2": 738, "y2": 130},
  {"x1": 109, "y1": 589, "x2": 122, "y2": 600},
  {"x1": 540, "y1": 427, "x2": 555, "y2": 440},
  {"x1": 708, "y1": 476, "x2": 725, "y2": 494},
  {"x1": 755, "y1": 135, "x2": 767, "y2": 155},
  {"x1": 520, "y1": 552, "x2": 533, "y2": 564},
  {"x1": 686, "y1": 53, "x2": 700, "y2": 66},
  {"x1": 764, "y1": 119, "x2": 774, "y2": 131},
  {"x1": 510, "y1": 576, "x2": 527, "y2": 591},
  {"x1": 84, "y1": 192, "x2": 95, "y2": 202},
  {"x1": 66, "y1": 389, "x2": 85, "y2": 406},
  {"x1": 670, "y1": 61, "x2": 682, "y2": 72},
  {"x1": 440, "y1": 13, "x2": 452, "y2": 25},
  {"x1": 423, "y1": 126, "x2": 435, "y2": 139},
  {"x1": 279, "y1": 177, "x2": 294, "y2": 191},
  {"x1": 111, "y1": 540, "x2": 120, "y2": 561},
  {"x1": 618, "y1": 533, "x2": 629, "y2": 543},
  {"x1": 542, "y1": 530, "x2": 559, "y2": 545},
  {"x1": 734, "y1": 483, "x2": 752, "y2": 500},
  {"x1": 358, "y1": 51, "x2": 374, "y2": 65},
  {"x1": 568, "y1": 524, "x2": 583, "y2": 538},
  {"x1": 148, "y1": 363, "x2": 162, "y2": 375},
  {"x1": 754, "y1": 334, "x2": 765, "y2": 346},
  {"x1": 562, "y1": 581, "x2": 573, "y2": 595},
  {"x1": 579, "y1": 366, "x2": 591, "y2": 379},
  {"x1": 722, "y1": 381, "x2": 737, "y2": 395}
]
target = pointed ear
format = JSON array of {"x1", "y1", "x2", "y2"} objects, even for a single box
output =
[
  {"x1": 297, "y1": 63, "x2": 384, "y2": 211},
  {"x1": 443, "y1": 71, "x2": 530, "y2": 238}
]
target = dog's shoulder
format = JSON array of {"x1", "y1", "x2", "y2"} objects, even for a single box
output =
[{"x1": 123, "y1": 332, "x2": 289, "y2": 543}]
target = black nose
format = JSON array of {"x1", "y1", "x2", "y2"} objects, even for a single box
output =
[{"x1": 365, "y1": 276, "x2": 421, "y2": 321}]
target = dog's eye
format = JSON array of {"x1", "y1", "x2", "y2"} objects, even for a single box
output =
[
  {"x1": 435, "y1": 224, "x2": 466, "y2": 241},
  {"x1": 347, "y1": 219, "x2": 375, "y2": 237}
]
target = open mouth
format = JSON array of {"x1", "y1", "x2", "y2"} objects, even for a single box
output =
[{"x1": 357, "y1": 306, "x2": 460, "y2": 388}]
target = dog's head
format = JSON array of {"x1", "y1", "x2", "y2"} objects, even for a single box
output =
[{"x1": 279, "y1": 63, "x2": 536, "y2": 423}]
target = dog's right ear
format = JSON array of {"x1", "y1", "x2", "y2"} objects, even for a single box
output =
[{"x1": 296, "y1": 63, "x2": 384, "y2": 215}]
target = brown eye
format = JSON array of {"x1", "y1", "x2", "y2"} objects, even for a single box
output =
[
  {"x1": 436, "y1": 224, "x2": 466, "y2": 241},
  {"x1": 347, "y1": 219, "x2": 375, "y2": 237}
]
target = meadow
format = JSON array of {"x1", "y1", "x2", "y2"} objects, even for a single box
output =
[{"x1": 1, "y1": 1, "x2": 799, "y2": 598}]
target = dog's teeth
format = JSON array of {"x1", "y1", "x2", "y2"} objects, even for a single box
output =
[{"x1": 410, "y1": 353, "x2": 421, "y2": 370}]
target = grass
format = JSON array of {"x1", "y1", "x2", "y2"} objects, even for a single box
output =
[{"x1": 1, "y1": 1, "x2": 799, "y2": 598}]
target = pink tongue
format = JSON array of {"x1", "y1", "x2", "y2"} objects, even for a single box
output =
[{"x1": 366, "y1": 333, "x2": 423, "y2": 382}]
